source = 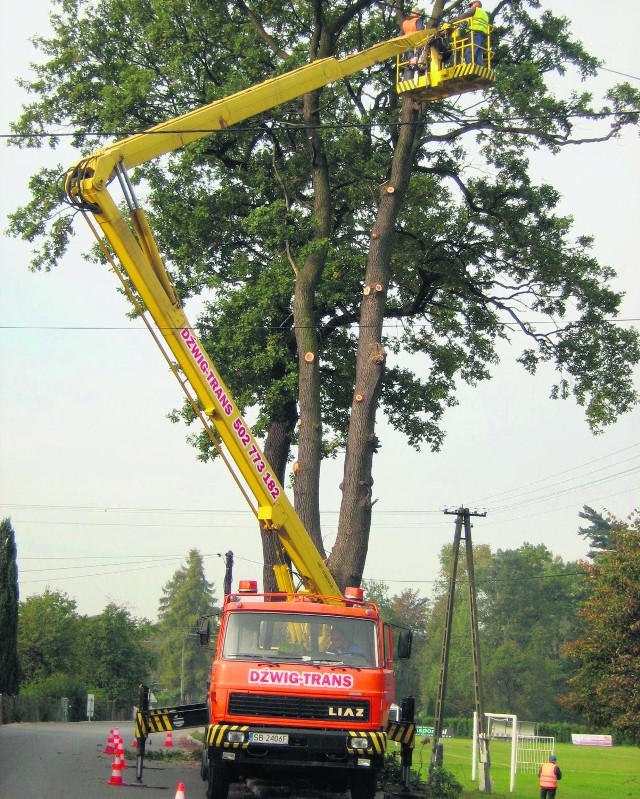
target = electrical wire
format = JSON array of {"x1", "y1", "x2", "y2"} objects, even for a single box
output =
[{"x1": 1, "y1": 106, "x2": 638, "y2": 142}]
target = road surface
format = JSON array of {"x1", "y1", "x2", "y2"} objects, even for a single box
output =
[{"x1": 0, "y1": 720, "x2": 216, "y2": 799}]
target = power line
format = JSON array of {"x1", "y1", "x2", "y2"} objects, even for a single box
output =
[
  {"x1": 5, "y1": 442, "x2": 638, "y2": 520},
  {"x1": 1, "y1": 317, "x2": 639, "y2": 332},
  {"x1": 489, "y1": 466, "x2": 640, "y2": 513},
  {"x1": 600, "y1": 66, "x2": 640, "y2": 81},
  {"x1": 1, "y1": 108, "x2": 638, "y2": 142},
  {"x1": 469, "y1": 442, "x2": 640, "y2": 505},
  {"x1": 19, "y1": 551, "x2": 262, "y2": 584}
]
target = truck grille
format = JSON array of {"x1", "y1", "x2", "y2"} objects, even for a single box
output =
[{"x1": 228, "y1": 693, "x2": 370, "y2": 722}]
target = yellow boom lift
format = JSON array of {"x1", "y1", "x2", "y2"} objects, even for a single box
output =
[{"x1": 64, "y1": 25, "x2": 493, "y2": 599}]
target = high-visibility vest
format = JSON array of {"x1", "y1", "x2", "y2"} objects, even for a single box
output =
[
  {"x1": 402, "y1": 15, "x2": 422, "y2": 34},
  {"x1": 469, "y1": 7, "x2": 489, "y2": 34},
  {"x1": 539, "y1": 762, "x2": 558, "y2": 789}
]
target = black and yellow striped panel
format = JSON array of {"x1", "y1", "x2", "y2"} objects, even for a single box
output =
[
  {"x1": 134, "y1": 711, "x2": 147, "y2": 739},
  {"x1": 136, "y1": 703, "x2": 209, "y2": 736},
  {"x1": 386, "y1": 721, "x2": 416, "y2": 748},
  {"x1": 397, "y1": 64, "x2": 494, "y2": 100},
  {"x1": 346, "y1": 730, "x2": 387, "y2": 755},
  {"x1": 147, "y1": 710, "x2": 174, "y2": 732},
  {"x1": 207, "y1": 723, "x2": 250, "y2": 749}
]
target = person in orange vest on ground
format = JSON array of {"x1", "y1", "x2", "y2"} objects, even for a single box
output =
[
  {"x1": 401, "y1": 6, "x2": 425, "y2": 79},
  {"x1": 450, "y1": 1, "x2": 490, "y2": 65},
  {"x1": 538, "y1": 754, "x2": 562, "y2": 799}
]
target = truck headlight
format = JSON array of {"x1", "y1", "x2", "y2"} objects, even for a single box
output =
[
  {"x1": 226, "y1": 730, "x2": 246, "y2": 744},
  {"x1": 351, "y1": 738, "x2": 369, "y2": 750}
]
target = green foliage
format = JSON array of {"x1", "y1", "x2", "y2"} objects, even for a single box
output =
[
  {"x1": 363, "y1": 580, "x2": 431, "y2": 704},
  {"x1": 19, "y1": 672, "x2": 87, "y2": 721},
  {"x1": 417, "y1": 543, "x2": 585, "y2": 722},
  {"x1": 563, "y1": 515, "x2": 640, "y2": 742},
  {"x1": 82, "y1": 603, "x2": 156, "y2": 704},
  {"x1": 17, "y1": 590, "x2": 155, "y2": 708},
  {"x1": 578, "y1": 504, "x2": 616, "y2": 558},
  {"x1": 425, "y1": 767, "x2": 463, "y2": 799},
  {"x1": 0, "y1": 518, "x2": 20, "y2": 694},
  {"x1": 155, "y1": 549, "x2": 218, "y2": 702},
  {"x1": 18, "y1": 589, "x2": 81, "y2": 684},
  {"x1": 7, "y1": 0, "x2": 639, "y2": 458},
  {"x1": 481, "y1": 544, "x2": 586, "y2": 721}
]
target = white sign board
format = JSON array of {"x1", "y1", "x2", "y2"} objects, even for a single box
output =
[{"x1": 571, "y1": 734, "x2": 613, "y2": 746}]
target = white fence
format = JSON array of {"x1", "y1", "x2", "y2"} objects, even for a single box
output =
[{"x1": 516, "y1": 735, "x2": 555, "y2": 774}]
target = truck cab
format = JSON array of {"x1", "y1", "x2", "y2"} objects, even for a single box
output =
[{"x1": 200, "y1": 587, "x2": 411, "y2": 799}]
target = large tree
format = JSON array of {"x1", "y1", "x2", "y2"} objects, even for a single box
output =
[
  {"x1": 364, "y1": 579, "x2": 431, "y2": 706},
  {"x1": 7, "y1": 0, "x2": 639, "y2": 591},
  {"x1": 480, "y1": 544, "x2": 585, "y2": 721},
  {"x1": 0, "y1": 518, "x2": 20, "y2": 694},
  {"x1": 18, "y1": 589, "x2": 81, "y2": 684},
  {"x1": 563, "y1": 515, "x2": 640, "y2": 742}
]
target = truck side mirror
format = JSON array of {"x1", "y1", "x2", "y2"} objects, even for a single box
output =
[
  {"x1": 396, "y1": 628, "x2": 413, "y2": 659},
  {"x1": 198, "y1": 616, "x2": 211, "y2": 647}
]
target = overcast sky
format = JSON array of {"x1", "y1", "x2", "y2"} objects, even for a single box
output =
[{"x1": 1, "y1": 1, "x2": 639, "y2": 622}]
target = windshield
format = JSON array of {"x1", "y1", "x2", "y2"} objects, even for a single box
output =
[{"x1": 222, "y1": 611, "x2": 378, "y2": 668}]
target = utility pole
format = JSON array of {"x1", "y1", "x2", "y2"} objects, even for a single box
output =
[{"x1": 430, "y1": 506, "x2": 493, "y2": 793}]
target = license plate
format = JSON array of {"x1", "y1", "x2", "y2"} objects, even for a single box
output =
[{"x1": 249, "y1": 732, "x2": 289, "y2": 745}]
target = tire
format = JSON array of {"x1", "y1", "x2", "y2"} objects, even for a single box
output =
[
  {"x1": 200, "y1": 741, "x2": 209, "y2": 781},
  {"x1": 351, "y1": 770, "x2": 377, "y2": 799},
  {"x1": 206, "y1": 758, "x2": 230, "y2": 799}
]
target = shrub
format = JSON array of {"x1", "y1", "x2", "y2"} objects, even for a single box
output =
[{"x1": 425, "y1": 767, "x2": 463, "y2": 799}]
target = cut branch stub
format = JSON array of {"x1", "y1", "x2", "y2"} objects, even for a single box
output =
[
  {"x1": 304, "y1": 352, "x2": 315, "y2": 363},
  {"x1": 371, "y1": 343, "x2": 386, "y2": 364}
]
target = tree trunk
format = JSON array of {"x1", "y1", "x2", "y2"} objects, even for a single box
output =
[
  {"x1": 329, "y1": 99, "x2": 422, "y2": 592},
  {"x1": 292, "y1": 85, "x2": 333, "y2": 559}
]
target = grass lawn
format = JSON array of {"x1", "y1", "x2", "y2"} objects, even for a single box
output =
[{"x1": 409, "y1": 738, "x2": 640, "y2": 799}]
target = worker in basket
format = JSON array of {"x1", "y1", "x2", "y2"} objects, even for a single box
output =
[
  {"x1": 401, "y1": 6, "x2": 425, "y2": 80},
  {"x1": 448, "y1": 0, "x2": 490, "y2": 66}
]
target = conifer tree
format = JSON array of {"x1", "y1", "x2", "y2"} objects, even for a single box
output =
[
  {"x1": 0, "y1": 518, "x2": 20, "y2": 694},
  {"x1": 156, "y1": 550, "x2": 218, "y2": 702}
]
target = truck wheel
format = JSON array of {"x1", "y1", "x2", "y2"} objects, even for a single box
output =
[
  {"x1": 206, "y1": 759, "x2": 230, "y2": 799},
  {"x1": 351, "y1": 770, "x2": 377, "y2": 799},
  {"x1": 200, "y1": 742, "x2": 209, "y2": 781}
]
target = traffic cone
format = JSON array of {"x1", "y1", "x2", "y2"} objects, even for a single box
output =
[
  {"x1": 104, "y1": 729, "x2": 115, "y2": 755},
  {"x1": 107, "y1": 759, "x2": 124, "y2": 786},
  {"x1": 116, "y1": 741, "x2": 127, "y2": 768},
  {"x1": 164, "y1": 730, "x2": 174, "y2": 748},
  {"x1": 175, "y1": 782, "x2": 186, "y2": 799},
  {"x1": 132, "y1": 738, "x2": 138, "y2": 748}
]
